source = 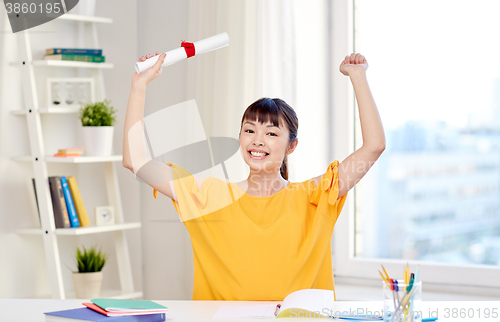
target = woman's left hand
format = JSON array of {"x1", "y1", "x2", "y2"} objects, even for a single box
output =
[{"x1": 339, "y1": 53, "x2": 368, "y2": 76}]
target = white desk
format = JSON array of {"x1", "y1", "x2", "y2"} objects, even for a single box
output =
[{"x1": 0, "y1": 299, "x2": 498, "y2": 321}]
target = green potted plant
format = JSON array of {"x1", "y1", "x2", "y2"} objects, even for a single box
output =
[
  {"x1": 79, "y1": 99, "x2": 117, "y2": 156},
  {"x1": 72, "y1": 245, "x2": 108, "y2": 299}
]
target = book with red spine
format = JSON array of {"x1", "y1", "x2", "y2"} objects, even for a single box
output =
[
  {"x1": 88, "y1": 299, "x2": 169, "y2": 316},
  {"x1": 83, "y1": 303, "x2": 169, "y2": 317}
]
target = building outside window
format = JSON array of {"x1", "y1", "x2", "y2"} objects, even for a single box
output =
[{"x1": 333, "y1": 0, "x2": 500, "y2": 293}]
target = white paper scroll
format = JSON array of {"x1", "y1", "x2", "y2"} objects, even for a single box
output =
[{"x1": 135, "y1": 32, "x2": 230, "y2": 74}]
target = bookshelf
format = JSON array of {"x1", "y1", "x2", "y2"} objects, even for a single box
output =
[
  {"x1": 16, "y1": 223, "x2": 142, "y2": 236},
  {"x1": 11, "y1": 106, "x2": 81, "y2": 115},
  {"x1": 56, "y1": 14, "x2": 113, "y2": 24},
  {"x1": 12, "y1": 155, "x2": 123, "y2": 163},
  {"x1": 10, "y1": 60, "x2": 114, "y2": 68},
  {"x1": 11, "y1": 14, "x2": 141, "y2": 300}
]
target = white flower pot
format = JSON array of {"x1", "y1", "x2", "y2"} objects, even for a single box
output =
[
  {"x1": 72, "y1": 271, "x2": 103, "y2": 299},
  {"x1": 82, "y1": 126, "x2": 114, "y2": 156}
]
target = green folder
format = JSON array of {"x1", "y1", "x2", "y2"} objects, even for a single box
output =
[{"x1": 91, "y1": 298, "x2": 167, "y2": 311}]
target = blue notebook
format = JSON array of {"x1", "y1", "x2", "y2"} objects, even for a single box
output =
[
  {"x1": 44, "y1": 307, "x2": 166, "y2": 322},
  {"x1": 46, "y1": 48, "x2": 103, "y2": 55},
  {"x1": 60, "y1": 176, "x2": 80, "y2": 227}
]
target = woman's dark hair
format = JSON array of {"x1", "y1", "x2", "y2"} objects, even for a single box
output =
[{"x1": 239, "y1": 98, "x2": 298, "y2": 180}]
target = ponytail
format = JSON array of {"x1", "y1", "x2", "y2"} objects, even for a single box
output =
[{"x1": 280, "y1": 155, "x2": 289, "y2": 181}]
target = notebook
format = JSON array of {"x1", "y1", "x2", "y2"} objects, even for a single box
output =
[
  {"x1": 83, "y1": 303, "x2": 168, "y2": 317},
  {"x1": 44, "y1": 307, "x2": 166, "y2": 322},
  {"x1": 90, "y1": 298, "x2": 168, "y2": 313}
]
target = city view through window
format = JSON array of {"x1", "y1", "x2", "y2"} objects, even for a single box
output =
[{"x1": 354, "y1": 0, "x2": 500, "y2": 266}]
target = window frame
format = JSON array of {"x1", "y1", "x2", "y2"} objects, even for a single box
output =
[{"x1": 330, "y1": 0, "x2": 500, "y2": 296}]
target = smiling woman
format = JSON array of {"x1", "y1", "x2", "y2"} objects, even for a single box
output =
[
  {"x1": 123, "y1": 45, "x2": 384, "y2": 300},
  {"x1": 237, "y1": 97, "x2": 298, "y2": 196}
]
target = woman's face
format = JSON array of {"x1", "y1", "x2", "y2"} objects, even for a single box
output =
[{"x1": 239, "y1": 118, "x2": 291, "y2": 174}]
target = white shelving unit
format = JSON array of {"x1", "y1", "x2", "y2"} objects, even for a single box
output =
[
  {"x1": 16, "y1": 223, "x2": 142, "y2": 236},
  {"x1": 11, "y1": 106, "x2": 81, "y2": 115},
  {"x1": 10, "y1": 60, "x2": 114, "y2": 68},
  {"x1": 12, "y1": 14, "x2": 142, "y2": 300},
  {"x1": 12, "y1": 155, "x2": 123, "y2": 163}
]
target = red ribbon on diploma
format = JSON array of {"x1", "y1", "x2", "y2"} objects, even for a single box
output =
[{"x1": 181, "y1": 40, "x2": 195, "y2": 58}]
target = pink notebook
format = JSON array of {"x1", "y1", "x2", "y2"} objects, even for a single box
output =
[{"x1": 83, "y1": 303, "x2": 169, "y2": 317}]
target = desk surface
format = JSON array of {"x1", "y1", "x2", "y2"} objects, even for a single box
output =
[{"x1": 0, "y1": 299, "x2": 498, "y2": 322}]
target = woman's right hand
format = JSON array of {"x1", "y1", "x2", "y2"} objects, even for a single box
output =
[{"x1": 132, "y1": 51, "x2": 166, "y2": 87}]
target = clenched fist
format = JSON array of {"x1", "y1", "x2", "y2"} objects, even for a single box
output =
[{"x1": 339, "y1": 53, "x2": 368, "y2": 76}]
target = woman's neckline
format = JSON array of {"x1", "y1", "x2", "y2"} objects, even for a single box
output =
[{"x1": 234, "y1": 181, "x2": 291, "y2": 199}]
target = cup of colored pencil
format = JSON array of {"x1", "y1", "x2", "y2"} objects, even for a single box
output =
[{"x1": 379, "y1": 264, "x2": 422, "y2": 322}]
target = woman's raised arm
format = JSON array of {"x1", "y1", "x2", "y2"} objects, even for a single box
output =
[
  {"x1": 122, "y1": 52, "x2": 178, "y2": 201},
  {"x1": 336, "y1": 53, "x2": 385, "y2": 198}
]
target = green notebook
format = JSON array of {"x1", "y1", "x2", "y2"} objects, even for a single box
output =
[{"x1": 91, "y1": 298, "x2": 168, "y2": 312}]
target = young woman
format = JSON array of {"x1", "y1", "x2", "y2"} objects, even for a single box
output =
[{"x1": 123, "y1": 52, "x2": 385, "y2": 301}]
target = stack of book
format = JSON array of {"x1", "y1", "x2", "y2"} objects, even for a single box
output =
[
  {"x1": 44, "y1": 299, "x2": 169, "y2": 322},
  {"x1": 44, "y1": 48, "x2": 105, "y2": 63},
  {"x1": 33, "y1": 176, "x2": 91, "y2": 228},
  {"x1": 54, "y1": 147, "x2": 84, "y2": 157}
]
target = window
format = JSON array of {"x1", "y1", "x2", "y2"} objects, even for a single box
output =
[{"x1": 332, "y1": 0, "x2": 500, "y2": 293}]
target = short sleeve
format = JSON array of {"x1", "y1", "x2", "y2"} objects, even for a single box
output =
[
  {"x1": 153, "y1": 162, "x2": 235, "y2": 222},
  {"x1": 307, "y1": 160, "x2": 348, "y2": 221}
]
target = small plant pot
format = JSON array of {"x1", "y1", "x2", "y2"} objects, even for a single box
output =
[
  {"x1": 82, "y1": 126, "x2": 114, "y2": 156},
  {"x1": 72, "y1": 271, "x2": 103, "y2": 299}
]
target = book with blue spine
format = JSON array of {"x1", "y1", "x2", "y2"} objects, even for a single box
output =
[
  {"x1": 46, "y1": 48, "x2": 103, "y2": 55},
  {"x1": 60, "y1": 176, "x2": 80, "y2": 227},
  {"x1": 44, "y1": 307, "x2": 166, "y2": 322}
]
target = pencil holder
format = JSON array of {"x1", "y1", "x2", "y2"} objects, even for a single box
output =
[{"x1": 383, "y1": 279, "x2": 422, "y2": 322}]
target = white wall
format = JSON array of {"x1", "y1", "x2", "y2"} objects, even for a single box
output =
[
  {"x1": 0, "y1": 0, "x2": 142, "y2": 298},
  {"x1": 136, "y1": 0, "x2": 193, "y2": 300},
  {"x1": 96, "y1": 0, "x2": 142, "y2": 297}
]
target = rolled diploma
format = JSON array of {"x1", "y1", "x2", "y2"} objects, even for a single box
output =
[{"x1": 135, "y1": 32, "x2": 229, "y2": 74}]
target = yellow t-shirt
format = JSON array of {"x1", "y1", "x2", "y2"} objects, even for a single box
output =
[{"x1": 157, "y1": 160, "x2": 348, "y2": 301}]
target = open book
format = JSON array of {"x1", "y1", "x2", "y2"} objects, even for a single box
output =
[{"x1": 212, "y1": 289, "x2": 334, "y2": 319}]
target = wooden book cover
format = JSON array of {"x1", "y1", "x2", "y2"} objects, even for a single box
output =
[
  {"x1": 67, "y1": 176, "x2": 91, "y2": 227},
  {"x1": 48, "y1": 176, "x2": 70, "y2": 228}
]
